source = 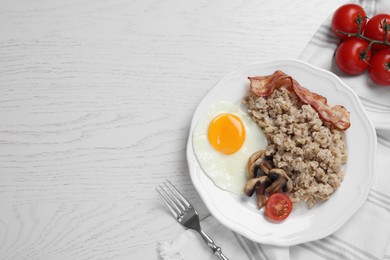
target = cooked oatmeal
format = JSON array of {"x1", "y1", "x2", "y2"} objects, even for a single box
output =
[{"x1": 243, "y1": 87, "x2": 348, "y2": 208}]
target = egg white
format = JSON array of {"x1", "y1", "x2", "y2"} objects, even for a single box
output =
[{"x1": 192, "y1": 102, "x2": 268, "y2": 194}]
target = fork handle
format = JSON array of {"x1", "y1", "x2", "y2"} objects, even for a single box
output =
[{"x1": 200, "y1": 230, "x2": 229, "y2": 260}]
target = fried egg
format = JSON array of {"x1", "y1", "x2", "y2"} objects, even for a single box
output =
[{"x1": 192, "y1": 102, "x2": 268, "y2": 194}]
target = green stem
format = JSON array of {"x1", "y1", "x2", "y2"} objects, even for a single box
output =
[
  {"x1": 336, "y1": 30, "x2": 390, "y2": 47},
  {"x1": 336, "y1": 16, "x2": 390, "y2": 49},
  {"x1": 384, "y1": 20, "x2": 390, "y2": 45}
]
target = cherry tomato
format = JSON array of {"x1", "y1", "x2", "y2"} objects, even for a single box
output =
[
  {"x1": 368, "y1": 49, "x2": 390, "y2": 86},
  {"x1": 335, "y1": 38, "x2": 371, "y2": 75},
  {"x1": 363, "y1": 14, "x2": 390, "y2": 50},
  {"x1": 265, "y1": 193, "x2": 292, "y2": 221},
  {"x1": 331, "y1": 4, "x2": 367, "y2": 40}
]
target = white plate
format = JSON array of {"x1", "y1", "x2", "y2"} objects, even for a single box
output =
[{"x1": 186, "y1": 59, "x2": 377, "y2": 246}]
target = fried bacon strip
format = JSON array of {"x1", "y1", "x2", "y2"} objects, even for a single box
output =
[{"x1": 248, "y1": 70, "x2": 351, "y2": 130}]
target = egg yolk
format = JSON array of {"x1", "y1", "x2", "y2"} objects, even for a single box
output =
[{"x1": 208, "y1": 113, "x2": 246, "y2": 155}]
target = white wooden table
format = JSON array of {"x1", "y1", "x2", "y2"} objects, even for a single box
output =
[{"x1": 0, "y1": 0, "x2": 347, "y2": 259}]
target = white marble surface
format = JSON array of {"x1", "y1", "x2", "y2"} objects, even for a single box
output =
[{"x1": 0, "y1": 0, "x2": 347, "y2": 259}]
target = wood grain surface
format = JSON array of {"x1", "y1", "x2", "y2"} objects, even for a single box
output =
[{"x1": 0, "y1": 0, "x2": 346, "y2": 259}]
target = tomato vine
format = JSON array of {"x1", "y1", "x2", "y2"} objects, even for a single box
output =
[{"x1": 336, "y1": 15, "x2": 390, "y2": 57}]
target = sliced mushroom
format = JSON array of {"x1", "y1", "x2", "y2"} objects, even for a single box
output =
[
  {"x1": 247, "y1": 150, "x2": 273, "y2": 179},
  {"x1": 258, "y1": 157, "x2": 273, "y2": 175},
  {"x1": 247, "y1": 150, "x2": 264, "y2": 179},
  {"x1": 254, "y1": 180, "x2": 271, "y2": 209},
  {"x1": 243, "y1": 176, "x2": 271, "y2": 209},
  {"x1": 265, "y1": 168, "x2": 293, "y2": 194},
  {"x1": 243, "y1": 176, "x2": 267, "y2": 196}
]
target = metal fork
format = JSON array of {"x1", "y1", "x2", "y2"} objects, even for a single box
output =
[{"x1": 156, "y1": 180, "x2": 229, "y2": 260}]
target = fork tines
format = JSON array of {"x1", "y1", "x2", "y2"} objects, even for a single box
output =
[{"x1": 156, "y1": 180, "x2": 191, "y2": 219}]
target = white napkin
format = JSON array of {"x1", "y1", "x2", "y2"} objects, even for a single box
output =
[{"x1": 158, "y1": 0, "x2": 390, "y2": 259}]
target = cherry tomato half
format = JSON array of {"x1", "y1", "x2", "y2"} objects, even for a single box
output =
[
  {"x1": 363, "y1": 14, "x2": 390, "y2": 50},
  {"x1": 331, "y1": 4, "x2": 367, "y2": 40},
  {"x1": 335, "y1": 38, "x2": 371, "y2": 75},
  {"x1": 368, "y1": 49, "x2": 390, "y2": 86},
  {"x1": 265, "y1": 193, "x2": 292, "y2": 221}
]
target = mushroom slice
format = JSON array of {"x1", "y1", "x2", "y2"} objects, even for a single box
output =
[
  {"x1": 265, "y1": 168, "x2": 293, "y2": 194},
  {"x1": 258, "y1": 157, "x2": 273, "y2": 175},
  {"x1": 243, "y1": 176, "x2": 266, "y2": 196},
  {"x1": 247, "y1": 150, "x2": 273, "y2": 179},
  {"x1": 255, "y1": 180, "x2": 271, "y2": 209},
  {"x1": 247, "y1": 150, "x2": 265, "y2": 179},
  {"x1": 243, "y1": 176, "x2": 271, "y2": 209}
]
